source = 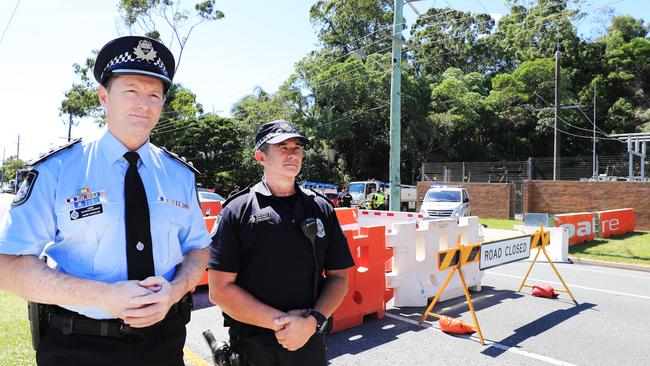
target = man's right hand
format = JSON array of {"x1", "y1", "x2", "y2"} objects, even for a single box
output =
[{"x1": 102, "y1": 280, "x2": 156, "y2": 319}]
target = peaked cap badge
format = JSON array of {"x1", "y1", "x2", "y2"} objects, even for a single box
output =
[{"x1": 133, "y1": 39, "x2": 157, "y2": 62}]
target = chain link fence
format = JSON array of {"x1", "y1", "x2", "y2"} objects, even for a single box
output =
[{"x1": 421, "y1": 155, "x2": 650, "y2": 183}]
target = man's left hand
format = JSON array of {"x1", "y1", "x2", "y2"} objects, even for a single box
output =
[
  {"x1": 122, "y1": 276, "x2": 178, "y2": 328},
  {"x1": 273, "y1": 313, "x2": 316, "y2": 351}
]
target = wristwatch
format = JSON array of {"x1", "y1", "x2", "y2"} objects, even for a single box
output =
[{"x1": 306, "y1": 309, "x2": 328, "y2": 335}]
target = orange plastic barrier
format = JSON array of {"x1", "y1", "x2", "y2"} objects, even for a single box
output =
[
  {"x1": 554, "y1": 212, "x2": 596, "y2": 245},
  {"x1": 331, "y1": 225, "x2": 393, "y2": 333},
  {"x1": 335, "y1": 207, "x2": 359, "y2": 231},
  {"x1": 199, "y1": 200, "x2": 223, "y2": 218},
  {"x1": 195, "y1": 215, "x2": 220, "y2": 287},
  {"x1": 598, "y1": 208, "x2": 635, "y2": 238}
]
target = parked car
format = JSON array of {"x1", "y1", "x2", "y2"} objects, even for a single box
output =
[{"x1": 419, "y1": 185, "x2": 471, "y2": 218}]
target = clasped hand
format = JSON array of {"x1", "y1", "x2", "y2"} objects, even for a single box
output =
[
  {"x1": 273, "y1": 309, "x2": 317, "y2": 351},
  {"x1": 105, "y1": 276, "x2": 177, "y2": 328}
]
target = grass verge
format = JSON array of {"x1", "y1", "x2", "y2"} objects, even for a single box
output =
[
  {"x1": 569, "y1": 231, "x2": 650, "y2": 266},
  {"x1": 0, "y1": 291, "x2": 35, "y2": 366}
]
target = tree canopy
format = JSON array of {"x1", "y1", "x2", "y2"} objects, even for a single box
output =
[{"x1": 58, "y1": 0, "x2": 650, "y2": 193}]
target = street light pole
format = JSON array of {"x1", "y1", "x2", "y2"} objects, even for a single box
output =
[{"x1": 389, "y1": 0, "x2": 403, "y2": 211}]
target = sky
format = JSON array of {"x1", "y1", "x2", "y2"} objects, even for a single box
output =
[{"x1": 0, "y1": 0, "x2": 648, "y2": 162}]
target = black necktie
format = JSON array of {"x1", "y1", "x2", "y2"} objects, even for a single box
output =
[{"x1": 124, "y1": 151, "x2": 155, "y2": 280}]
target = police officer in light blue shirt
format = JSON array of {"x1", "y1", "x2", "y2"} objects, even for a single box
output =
[{"x1": 0, "y1": 36, "x2": 211, "y2": 366}]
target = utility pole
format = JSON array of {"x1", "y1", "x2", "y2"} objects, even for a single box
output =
[
  {"x1": 593, "y1": 84, "x2": 597, "y2": 178},
  {"x1": 553, "y1": 45, "x2": 561, "y2": 181},
  {"x1": 389, "y1": 0, "x2": 403, "y2": 211},
  {"x1": 1, "y1": 147, "x2": 5, "y2": 183},
  {"x1": 16, "y1": 134, "x2": 20, "y2": 161},
  {"x1": 68, "y1": 114, "x2": 73, "y2": 142}
]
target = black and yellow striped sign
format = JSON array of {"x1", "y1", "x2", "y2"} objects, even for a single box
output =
[
  {"x1": 530, "y1": 229, "x2": 551, "y2": 248},
  {"x1": 438, "y1": 243, "x2": 481, "y2": 271}
]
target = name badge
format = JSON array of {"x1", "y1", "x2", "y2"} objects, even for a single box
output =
[{"x1": 70, "y1": 204, "x2": 103, "y2": 221}]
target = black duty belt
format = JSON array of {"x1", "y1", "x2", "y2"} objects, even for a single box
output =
[{"x1": 48, "y1": 294, "x2": 190, "y2": 337}]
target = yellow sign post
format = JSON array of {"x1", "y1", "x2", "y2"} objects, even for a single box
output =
[
  {"x1": 419, "y1": 235, "x2": 485, "y2": 345},
  {"x1": 517, "y1": 223, "x2": 577, "y2": 304}
]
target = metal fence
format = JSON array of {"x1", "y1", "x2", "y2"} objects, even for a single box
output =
[{"x1": 421, "y1": 155, "x2": 650, "y2": 183}]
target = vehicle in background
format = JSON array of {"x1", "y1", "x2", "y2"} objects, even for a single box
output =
[
  {"x1": 419, "y1": 185, "x2": 471, "y2": 218},
  {"x1": 301, "y1": 181, "x2": 339, "y2": 207},
  {"x1": 197, "y1": 190, "x2": 225, "y2": 217},
  {"x1": 348, "y1": 180, "x2": 417, "y2": 211}
]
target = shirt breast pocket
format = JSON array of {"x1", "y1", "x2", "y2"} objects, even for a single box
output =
[
  {"x1": 55, "y1": 201, "x2": 119, "y2": 277},
  {"x1": 149, "y1": 201, "x2": 185, "y2": 272}
]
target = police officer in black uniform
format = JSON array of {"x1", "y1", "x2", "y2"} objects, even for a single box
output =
[{"x1": 208, "y1": 120, "x2": 354, "y2": 366}]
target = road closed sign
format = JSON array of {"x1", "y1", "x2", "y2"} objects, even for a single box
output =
[{"x1": 479, "y1": 235, "x2": 532, "y2": 270}]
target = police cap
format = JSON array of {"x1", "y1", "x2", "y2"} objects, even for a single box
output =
[
  {"x1": 93, "y1": 36, "x2": 175, "y2": 91},
  {"x1": 255, "y1": 120, "x2": 310, "y2": 151}
]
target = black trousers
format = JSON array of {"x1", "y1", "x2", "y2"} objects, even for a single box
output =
[
  {"x1": 36, "y1": 312, "x2": 187, "y2": 366},
  {"x1": 229, "y1": 326, "x2": 326, "y2": 366}
]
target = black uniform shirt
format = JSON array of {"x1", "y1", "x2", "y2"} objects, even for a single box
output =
[{"x1": 208, "y1": 180, "x2": 354, "y2": 315}]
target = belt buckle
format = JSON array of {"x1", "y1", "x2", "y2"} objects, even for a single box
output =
[
  {"x1": 120, "y1": 322, "x2": 132, "y2": 336},
  {"x1": 61, "y1": 314, "x2": 75, "y2": 336}
]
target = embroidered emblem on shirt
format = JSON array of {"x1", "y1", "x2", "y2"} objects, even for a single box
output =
[
  {"x1": 66, "y1": 188, "x2": 105, "y2": 209},
  {"x1": 316, "y1": 218, "x2": 325, "y2": 238},
  {"x1": 249, "y1": 212, "x2": 271, "y2": 224},
  {"x1": 70, "y1": 204, "x2": 103, "y2": 221},
  {"x1": 11, "y1": 170, "x2": 39, "y2": 208},
  {"x1": 158, "y1": 196, "x2": 189, "y2": 209}
]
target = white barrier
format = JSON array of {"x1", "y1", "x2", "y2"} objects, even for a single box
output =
[
  {"x1": 385, "y1": 216, "x2": 484, "y2": 307},
  {"x1": 514, "y1": 225, "x2": 569, "y2": 263},
  {"x1": 357, "y1": 209, "x2": 426, "y2": 232}
]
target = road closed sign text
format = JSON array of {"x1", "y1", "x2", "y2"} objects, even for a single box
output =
[{"x1": 479, "y1": 235, "x2": 532, "y2": 270}]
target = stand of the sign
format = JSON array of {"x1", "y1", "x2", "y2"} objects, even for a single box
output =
[
  {"x1": 517, "y1": 223, "x2": 578, "y2": 304},
  {"x1": 419, "y1": 238, "x2": 485, "y2": 345}
]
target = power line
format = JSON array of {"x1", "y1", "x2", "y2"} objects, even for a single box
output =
[{"x1": 0, "y1": 0, "x2": 22, "y2": 46}]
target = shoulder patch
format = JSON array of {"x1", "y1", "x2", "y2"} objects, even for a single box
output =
[
  {"x1": 160, "y1": 147, "x2": 201, "y2": 175},
  {"x1": 28, "y1": 138, "x2": 81, "y2": 166},
  {"x1": 223, "y1": 185, "x2": 251, "y2": 208},
  {"x1": 304, "y1": 188, "x2": 335, "y2": 209},
  {"x1": 11, "y1": 170, "x2": 39, "y2": 208}
]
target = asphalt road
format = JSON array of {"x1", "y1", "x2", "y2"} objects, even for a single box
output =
[{"x1": 184, "y1": 260, "x2": 650, "y2": 365}]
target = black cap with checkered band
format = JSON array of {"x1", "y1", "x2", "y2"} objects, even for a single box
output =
[
  {"x1": 93, "y1": 36, "x2": 175, "y2": 92},
  {"x1": 254, "y1": 120, "x2": 310, "y2": 151}
]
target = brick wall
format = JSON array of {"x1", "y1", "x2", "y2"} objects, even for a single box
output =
[
  {"x1": 524, "y1": 180, "x2": 650, "y2": 230},
  {"x1": 417, "y1": 181, "x2": 514, "y2": 219}
]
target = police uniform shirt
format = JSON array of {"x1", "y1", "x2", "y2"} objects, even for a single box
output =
[
  {"x1": 208, "y1": 179, "x2": 355, "y2": 317},
  {"x1": 0, "y1": 131, "x2": 211, "y2": 319}
]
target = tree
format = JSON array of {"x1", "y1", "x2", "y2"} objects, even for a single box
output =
[
  {"x1": 0, "y1": 156, "x2": 26, "y2": 186},
  {"x1": 118, "y1": 0, "x2": 224, "y2": 70},
  {"x1": 59, "y1": 54, "x2": 104, "y2": 138},
  {"x1": 309, "y1": 0, "x2": 393, "y2": 55},
  {"x1": 410, "y1": 7, "x2": 495, "y2": 77}
]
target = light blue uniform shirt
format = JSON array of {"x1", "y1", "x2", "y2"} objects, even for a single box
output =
[{"x1": 0, "y1": 130, "x2": 211, "y2": 319}]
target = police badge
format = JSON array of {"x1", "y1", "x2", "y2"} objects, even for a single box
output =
[
  {"x1": 11, "y1": 170, "x2": 38, "y2": 208},
  {"x1": 316, "y1": 218, "x2": 325, "y2": 238}
]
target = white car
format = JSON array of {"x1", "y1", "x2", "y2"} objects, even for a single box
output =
[{"x1": 419, "y1": 186, "x2": 471, "y2": 218}]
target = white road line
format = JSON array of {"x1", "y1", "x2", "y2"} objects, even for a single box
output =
[
  {"x1": 486, "y1": 271, "x2": 650, "y2": 300},
  {"x1": 555, "y1": 263, "x2": 650, "y2": 280},
  {"x1": 384, "y1": 312, "x2": 576, "y2": 366}
]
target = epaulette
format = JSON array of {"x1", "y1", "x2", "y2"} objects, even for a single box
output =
[
  {"x1": 223, "y1": 185, "x2": 251, "y2": 208},
  {"x1": 304, "y1": 188, "x2": 335, "y2": 209},
  {"x1": 28, "y1": 138, "x2": 82, "y2": 166},
  {"x1": 160, "y1": 147, "x2": 201, "y2": 175}
]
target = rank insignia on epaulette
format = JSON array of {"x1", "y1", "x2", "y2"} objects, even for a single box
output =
[
  {"x1": 160, "y1": 147, "x2": 201, "y2": 175},
  {"x1": 28, "y1": 138, "x2": 82, "y2": 166}
]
